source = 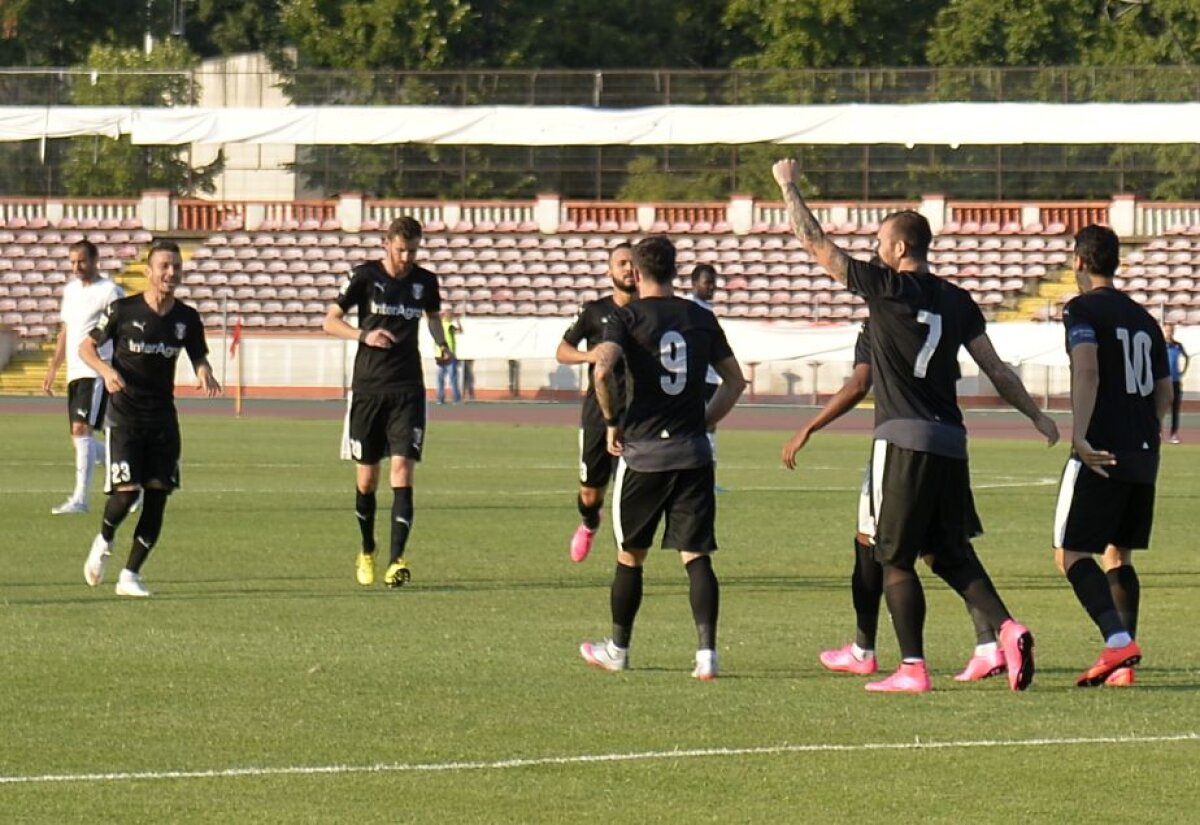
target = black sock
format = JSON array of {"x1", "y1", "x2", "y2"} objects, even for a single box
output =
[
  {"x1": 355, "y1": 491, "x2": 376, "y2": 553},
  {"x1": 1066, "y1": 558, "x2": 1125, "y2": 639},
  {"x1": 389, "y1": 487, "x2": 413, "y2": 564},
  {"x1": 851, "y1": 538, "x2": 883, "y2": 650},
  {"x1": 126, "y1": 489, "x2": 168, "y2": 573},
  {"x1": 968, "y1": 604, "x2": 997, "y2": 645},
  {"x1": 1106, "y1": 566, "x2": 1140, "y2": 640},
  {"x1": 577, "y1": 493, "x2": 602, "y2": 531},
  {"x1": 610, "y1": 563, "x2": 643, "y2": 649},
  {"x1": 882, "y1": 564, "x2": 925, "y2": 660},
  {"x1": 686, "y1": 555, "x2": 719, "y2": 650},
  {"x1": 929, "y1": 551, "x2": 1011, "y2": 631},
  {"x1": 100, "y1": 491, "x2": 139, "y2": 542}
]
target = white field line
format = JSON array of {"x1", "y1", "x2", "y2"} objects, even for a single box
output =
[
  {"x1": 0, "y1": 478, "x2": 1058, "y2": 497},
  {"x1": 1, "y1": 732, "x2": 1196, "y2": 787}
]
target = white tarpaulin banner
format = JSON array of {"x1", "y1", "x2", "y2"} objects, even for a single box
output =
[{"x1": 1, "y1": 103, "x2": 1198, "y2": 146}]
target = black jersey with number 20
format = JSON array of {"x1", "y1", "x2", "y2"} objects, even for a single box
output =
[
  {"x1": 603, "y1": 296, "x2": 733, "y2": 472},
  {"x1": 337, "y1": 261, "x2": 442, "y2": 394},
  {"x1": 847, "y1": 259, "x2": 985, "y2": 458}
]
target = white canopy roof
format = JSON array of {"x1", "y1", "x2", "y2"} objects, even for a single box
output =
[{"x1": 0, "y1": 103, "x2": 1196, "y2": 146}]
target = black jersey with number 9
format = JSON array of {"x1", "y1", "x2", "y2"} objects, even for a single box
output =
[{"x1": 603, "y1": 296, "x2": 733, "y2": 471}]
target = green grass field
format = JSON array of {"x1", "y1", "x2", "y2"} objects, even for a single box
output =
[{"x1": 2, "y1": 407, "x2": 1198, "y2": 823}]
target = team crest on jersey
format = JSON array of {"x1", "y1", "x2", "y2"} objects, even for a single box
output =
[
  {"x1": 175, "y1": 322, "x2": 187, "y2": 340},
  {"x1": 412, "y1": 283, "x2": 424, "y2": 300}
]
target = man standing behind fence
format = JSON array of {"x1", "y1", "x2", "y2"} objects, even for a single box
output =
[{"x1": 324, "y1": 217, "x2": 451, "y2": 589}]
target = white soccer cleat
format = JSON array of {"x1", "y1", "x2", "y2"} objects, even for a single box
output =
[
  {"x1": 115, "y1": 570, "x2": 151, "y2": 598},
  {"x1": 579, "y1": 639, "x2": 629, "y2": 672},
  {"x1": 84, "y1": 534, "x2": 112, "y2": 586},
  {"x1": 52, "y1": 498, "x2": 88, "y2": 515},
  {"x1": 692, "y1": 649, "x2": 718, "y2": 681}
]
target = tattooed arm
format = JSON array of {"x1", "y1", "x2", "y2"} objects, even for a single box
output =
[{"x1": 772, "y1": 159, "x2": 852, "y2": 286}]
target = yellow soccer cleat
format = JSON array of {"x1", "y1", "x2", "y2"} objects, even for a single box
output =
[
  {"x1": 356, "y1": 552, "x2": 375, "y2": 586},
  {"x1": 384, "y1": 559, "x2": 411, "y2": 589}
]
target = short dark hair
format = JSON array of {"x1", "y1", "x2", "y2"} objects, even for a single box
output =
[
  {"x1": 691, "y1": 263, "x2": 718, "y2": 285},
  {"x1": 147, "y1": 238, "x2": 181, "y2": 262},
  {"x1": 1074, "y1": 224, "x2": 1120, "y2": 278},
  {"x1": 632, "y1": 235, "x2": 676, "y2": 284},
  {"x1": 883, "y1": 211, "x2": 932, "y2": 260},
  {"x1": 68, "y1": 239, "x2": 98, "y2": 262},
  {"x1": 387, "y1": 216, "x2": 423, "y2": 241},
  {"x1": 610, "y1": 241, "x2": 632, "y2": 257}
]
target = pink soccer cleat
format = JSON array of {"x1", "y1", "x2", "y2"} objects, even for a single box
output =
[
  {"x1": 1077, "y1": 641, "x2": 1141, "y2": 687},
  {"x1": 819, "y1": 643, "x2": 878, "y2": 675},
  {"x1": 865, "y1": 661, "x2": 931, "y2": 694},
  {"x1": 999, "y1": 619, "x2": 1035, "y2": 691},
  {"x1": 569, "y1": 522, "x2": 598, "y2": 563},
  {"x1": 954, "y1": 648, "x2": 1007, "y2": 682},
  {"x1": 1104, "y1": 666, "x2": 1135, "y2": 687}
]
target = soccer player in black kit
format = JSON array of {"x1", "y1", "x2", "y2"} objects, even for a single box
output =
[
  {"x1": 773, "y1": 158, "x2": 1059, "y2": 693},
  {"x1": 81, "y1": 240, "x2": 221, "y2": 597},
  {"x1": 1054, "y1": 225, "x2": 1171, "y2": 687},
  {"x1": 556, "y1": 242, "x2": 635, "y2": 563},
  {"x1": 324, "y1": 217, "x2": 451, "y2": 588},
  {"x1": 578, "y1": 236, "x2": 746, "y2": 681}
]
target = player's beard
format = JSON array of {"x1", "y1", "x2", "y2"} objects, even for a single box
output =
[{"x1": 613, "y1": 279, "x2": 636, "y2": 294}]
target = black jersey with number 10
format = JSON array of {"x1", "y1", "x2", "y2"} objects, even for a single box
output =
[
  {"x1": 847, "y1": 259, "x2": 985, "y2": 458},
  {"x1": 603, "y1": 296, "x2": 733, "y2": 471},
  {"x1": 1063, "y1": 287, "x2": 1168, "y2": 481}
]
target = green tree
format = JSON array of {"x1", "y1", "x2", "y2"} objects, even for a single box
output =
[
  {"x1": 725, "y1": 0, "x2": 945, "y2": 70},
  {"x1": 184, "y1": 0, "x2": 283, "y2": 58},
  {"x1": 0, "y1": 0, "x2": 156, "y2": 66},
  {"x1": 62, "y1": 40, "x2": 223, "y2": 196}
]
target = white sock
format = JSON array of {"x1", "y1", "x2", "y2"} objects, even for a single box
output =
[
  {"x1": 72, "y1": 435, "x2": 92, "y2": 501},
  {"x1": 975, "y1": 642, "x2": 998, "y2": 657},
  {"x1": 851, "y1": 643, "x2": 874, "y2": 660},
  {"x1": 1105, "y1": 632, "x2": 1133, "y2": 648},
  {"x1": 90, "y1": 436, "x2": 104, "y2": 466}
]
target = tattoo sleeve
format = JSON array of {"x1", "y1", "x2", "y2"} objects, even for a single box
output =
[{"x1": 782, "y1": 183, "x2": 850, "y2": 284}]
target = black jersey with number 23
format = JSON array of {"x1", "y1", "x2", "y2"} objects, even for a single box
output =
[
  {"x1": 89, "y1": 295, "x2": 208, "y2": 427},
  {"x1": 603, "y1": 296, "x2": 733, "y2": 471},
  {"x1": 561, "y1": 295, "x2": 627, "y2": 424}
]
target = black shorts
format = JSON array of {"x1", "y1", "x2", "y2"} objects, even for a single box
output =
[
  {"x1": 345, "y1": 389, "x2": 426, "y2": 464},
  {"x1": 104, "y1": 423, "x2": 181, "y2": 493},
  {"x1": 578, "y1": 425, "x2": 616, "y2": 488},
  {"x1": 612, "y1": 460, "x2": 716, "y2": 552},
  {"x1": 857, "y1": 458, "x2": 983, "y2": 541},
  {"x1": 1053, "y1": 458, "x2": 1155, "y2": 553},
  {"x1": 868, "y1": 440, "x2": 976, "y2": 568},
  {"x1": 67, "y1": 378, "x2": 108, "y2": 428}
]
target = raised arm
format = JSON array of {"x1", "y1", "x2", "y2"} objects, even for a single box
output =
[
  {"x1": 772, "y1": 158, "x2": 852, "y2": 286},
  {"x1": 965, "y1": 332, "x2": 1059, "y2": 446},
  {"x1": 781, "y1": 364, "x2": 872, "y2": 470}
]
